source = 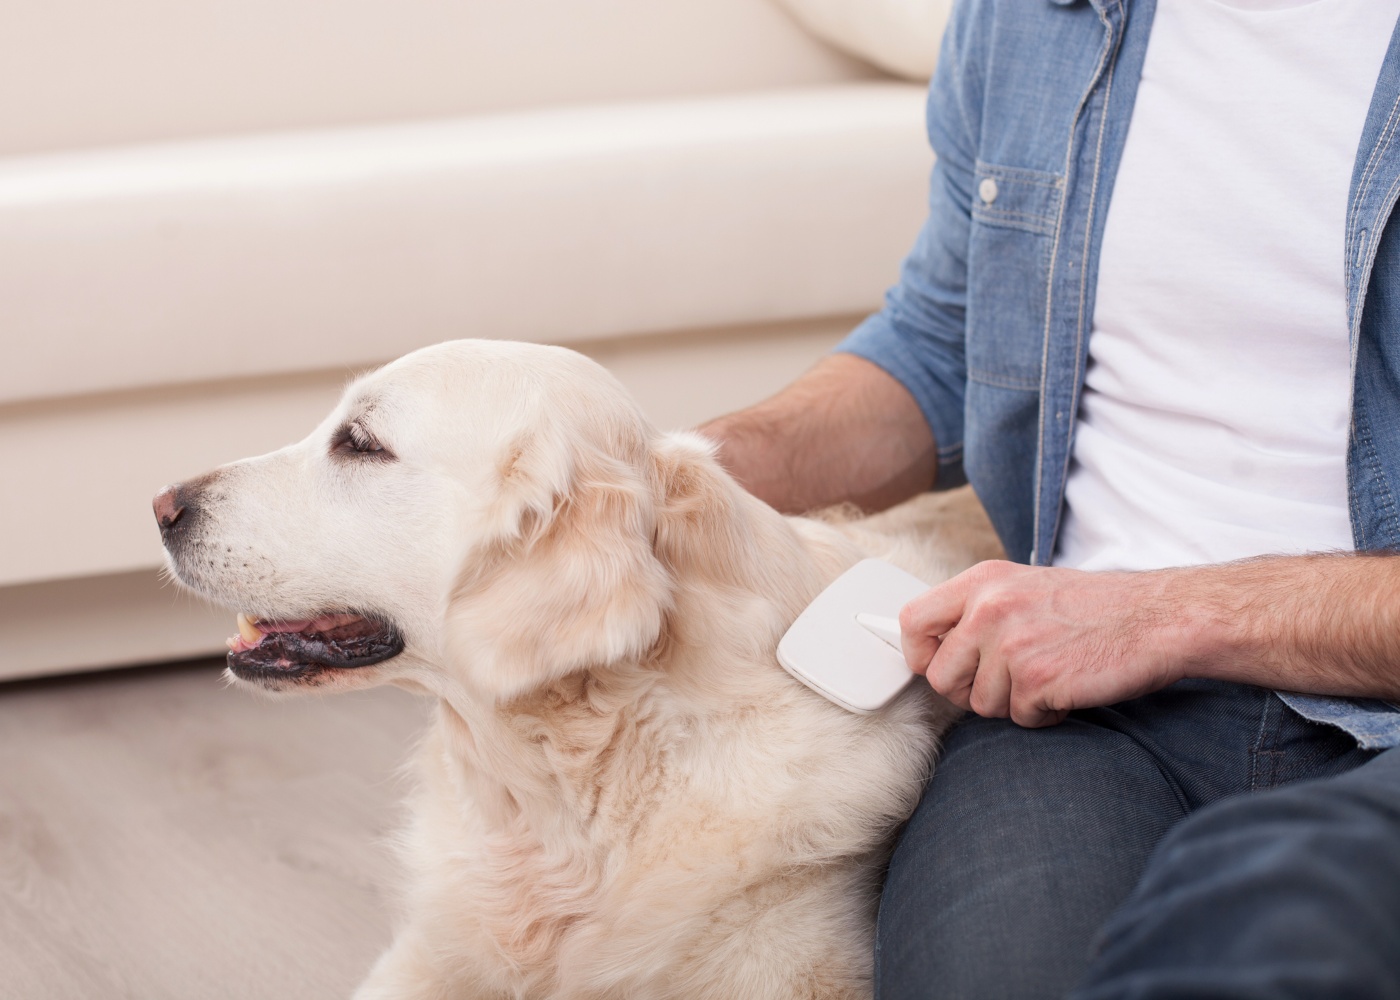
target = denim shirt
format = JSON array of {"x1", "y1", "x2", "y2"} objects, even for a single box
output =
[{"x1": 838, "y1": 0, "x2": 1400, "y2": 749}]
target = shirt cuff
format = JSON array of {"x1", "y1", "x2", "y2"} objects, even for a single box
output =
[{"x1": 834, "y1": 313, "x2": 967, "y2": 490}]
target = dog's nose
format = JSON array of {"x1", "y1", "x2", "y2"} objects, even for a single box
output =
[{"x1": 153, "y1": 485, "x2": 186, "y2": 529}]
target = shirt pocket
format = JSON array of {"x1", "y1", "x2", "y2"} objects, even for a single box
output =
[
  {"x1": 966, "y1": 161, "x2": 1065, "y2": 390},
  {"x1": 970, "y1": 161, "x2": 1064, "y2": 236}
]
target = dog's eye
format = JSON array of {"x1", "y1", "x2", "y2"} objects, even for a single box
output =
[{"x1": 331, "y1": 423, "x2": 393, "y2": 460}]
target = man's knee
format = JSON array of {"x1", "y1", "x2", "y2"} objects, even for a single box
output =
[
  {"x1": 876, "y1": 716, "x2": 1184, "y2": 1000},
  {"x1": 1075, "y1": 748, "x2": 1400, "y2": 999},
  {"x1": 1146, "y1": 745, "x2": 1400, "y2": 901}
]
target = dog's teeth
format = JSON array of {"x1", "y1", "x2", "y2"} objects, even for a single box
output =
[{"x1": 237, "y1": 613, "x2": 263, "y2": 645}]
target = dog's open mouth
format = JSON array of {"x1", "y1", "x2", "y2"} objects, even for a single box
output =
[{"x1": 225, "y1": 612, "x2": 404, "y2": 680}]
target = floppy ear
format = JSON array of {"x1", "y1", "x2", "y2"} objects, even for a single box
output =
[
  {"x1": 649, "y1": 432, "x2": 752, "y2": 584},
  {"x1": 649, "y1": 432, "x2": 826, "y2": 651},
  {"x1": 447, "y1": 442, "x2": 673, "y2": 703}
]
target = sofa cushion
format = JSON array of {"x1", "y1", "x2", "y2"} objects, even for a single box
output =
[{"x1": 771, "y1": 0, "x2": 952, "y2": 79}]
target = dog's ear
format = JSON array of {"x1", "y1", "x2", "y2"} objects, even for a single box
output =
[
  {"x1": 447, "y1": 441, "x2": 673, "y2": 703},
  {"x1": 649, "y1": 432, "x2": 751, "y2": 583},
  {"x1": 649, "y1": 433, "x2": 822, "y2": 649}
]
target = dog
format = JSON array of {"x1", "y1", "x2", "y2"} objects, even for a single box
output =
[{"x1": 155, "y1": 339, "x2": 1002, "y2": 999}]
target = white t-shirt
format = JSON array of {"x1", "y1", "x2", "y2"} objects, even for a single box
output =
[{"x1": 1054, "y1": 0, "x2": 1400, "y2": 573}]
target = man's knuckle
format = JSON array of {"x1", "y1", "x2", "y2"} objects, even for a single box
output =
[
  {"x1": 928, "y1": 665, "x2": 963, "y2": 701},
  {"x1": 1019, "y1": 657, "x2": 1053, "y2": 689},
  {"x1": 966, "y1": 561, "x2": 997, "y2": 585},
  {"x1": 968, "y1": 688, "x2": 1005, "y2": 718},
  {"x1": 983, "y1": 586, "x2": 1017, "y2": 616},
  {"x1": 1009, "y1": 698, "x2": 1046, "y2": 728},
  {"x1": 1002, "y1": 630, "x2": 1038, "y2": 662},
  {"x1": 963, "y1": 597, "x2": 1002, "y2": 632}
]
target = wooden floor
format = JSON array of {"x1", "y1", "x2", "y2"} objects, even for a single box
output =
[{"x1": 0, "y1": 660, "x2": 428, "y2": 1000}]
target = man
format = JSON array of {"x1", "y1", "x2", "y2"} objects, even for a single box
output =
[{"x1": 701, "y1": 1, "x2": 1400, "y2": 997}]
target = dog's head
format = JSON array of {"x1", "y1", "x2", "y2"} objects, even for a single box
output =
[{"x1": 157, "y1": 340, "x2": 740, "y2": 699}]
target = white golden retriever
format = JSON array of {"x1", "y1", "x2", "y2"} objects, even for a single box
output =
[{"x1": 155, "y1": 339, "x2": 1001, "y2": 1000}]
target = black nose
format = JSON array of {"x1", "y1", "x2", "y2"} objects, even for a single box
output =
[{"x1": 153, "y1": 484, "x2": 186, "y2": 530}]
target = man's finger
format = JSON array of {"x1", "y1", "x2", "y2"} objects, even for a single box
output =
[
  {"x1": 967, "y1": 654, "x2": 1012, "y2": 719},
  {"x1": 901, "y1": 632, "x2": 941, "y2": 675},
  {"x1": 1010, "y1": 697, "x2": 1070, "y2": 729},
  {"x1": 925, "y1": 625, "x2": 981, "y2": 710},
  {"x1": 899, "y1": 571, "x2": 983, "y2": 672},
  {"x1": 899, "y1": 572, "x2": 978, "y2": 642}
]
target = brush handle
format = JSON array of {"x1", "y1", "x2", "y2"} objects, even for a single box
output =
[{"x1": 854, "y1": 613, "x2": 902, "y2": 650}]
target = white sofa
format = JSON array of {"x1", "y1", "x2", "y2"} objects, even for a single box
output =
[{"x1": 0, "y1": 0, "x2": 937, "y2": 680}]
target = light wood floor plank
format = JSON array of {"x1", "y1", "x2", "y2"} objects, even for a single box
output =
[{"x1": 0, "y1": 661, "x2": 427, "y2": 999}]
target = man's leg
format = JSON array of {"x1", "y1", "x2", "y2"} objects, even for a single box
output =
[
  {"x1": 875, "y1": 712, "x2": 1188, "y2": 1000},
  {"x1": 1070, "y1": 747, "x2": 1400, "y2": 1000}
]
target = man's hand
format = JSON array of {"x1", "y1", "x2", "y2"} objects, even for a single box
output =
[
  {"x1": 899, "y1": 554, "x2": 1400, "y2": 727},
  {"x1": 899, "y1": 562, "x2": 1191, "y2": 727}
]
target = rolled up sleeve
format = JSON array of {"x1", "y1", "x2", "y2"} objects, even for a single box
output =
[{"x1": 835, "y1": 8, "x2": 980, "y2": 489}]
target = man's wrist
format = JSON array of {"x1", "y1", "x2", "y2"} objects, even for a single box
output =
[
  {"x1": 1149, "y1": 555, "x2": 1380, "y2": 695},
  {"x1": 1146, "y1": 564, "x2": 1245, "y2": 686}
]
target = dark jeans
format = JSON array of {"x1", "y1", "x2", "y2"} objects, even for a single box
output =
[{"x1": 875, "y1": 679, "x2": 1400, "y2": 999}]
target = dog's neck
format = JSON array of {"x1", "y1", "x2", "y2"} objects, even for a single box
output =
[{"x1": 428, "y1": 450, "x2": 860, "y2": 841}]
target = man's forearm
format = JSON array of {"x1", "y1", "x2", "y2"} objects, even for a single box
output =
[
  {"x1": 1179, "y1": 552, "x2": 1400, "y2": 701},
  {"x1": 698, "y1": 353, "x2": 938, "y2": 514},
  {"x1": 897, "y1": 550, "x2": 1400, "y2": 727}
]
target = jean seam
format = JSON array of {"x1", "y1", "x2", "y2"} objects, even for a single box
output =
[
  {"x1": 974, "y1": 160, "x2": 1068, "y2": 188},
  {"x1": 968, "y1": 368, "x2": 1043, "y2": 392},
  {"x1": 1356, "y1": 400, "x2": 1400, "y2": 548},
  {"x1": 1249, "y1": 695, "x2": 1286, "y2": 792},
  {"x1": 1030, "y1": 0, "x2": 1115, "y2": 564},
  {"x1": 873, "y1": 899, "x2": 884, "y2": 1000},
  {"x1": 972, "y1": 212, "x2": 1058, "y2": 237},
  {"x1": 1345, "y1": 90, "x2": 1399, "y2": 309},
  {"x1": 1047, "y1": 0, "x2": 1126, "y2": 562},
  {"x1": 1346, "y1": 91, "x2": 1400, "y2": 275}
]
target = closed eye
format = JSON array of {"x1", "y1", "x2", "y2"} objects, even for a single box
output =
[{"x1": 330, "y1": 422, "x2": 395, "y2": 461}]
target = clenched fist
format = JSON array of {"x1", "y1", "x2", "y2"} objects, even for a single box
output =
[{"x1": 898, "y1": 561, "x2": 1202, "y2": 727}]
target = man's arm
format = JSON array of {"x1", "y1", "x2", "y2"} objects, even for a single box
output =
[
  {"x1": 898, "y1": 553, "x2": 1400, "y2": 728},
  {"x1": 698, "y1": 353, "x2": 938, "y2": 514},
  {"x1": 702, "y1": 9, "x2": 982, "y2": 515}
]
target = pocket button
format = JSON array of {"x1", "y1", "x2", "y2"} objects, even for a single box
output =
[{"x1": 978, "y1": 177, "x2": 999, "y2": 204}]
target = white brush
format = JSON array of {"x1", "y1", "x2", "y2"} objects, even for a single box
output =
[{"x1": 776, "y1": 559, "x2": 928, "y2": 714}]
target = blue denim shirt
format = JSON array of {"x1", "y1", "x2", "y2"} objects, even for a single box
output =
[{"x1": 838, "y1": 0, "x2": 1400, "y2": 749}]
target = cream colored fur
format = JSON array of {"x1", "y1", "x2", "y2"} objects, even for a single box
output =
[{"x1": 161, "y1": 340, "x2": 1003, "y2": 1000}]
